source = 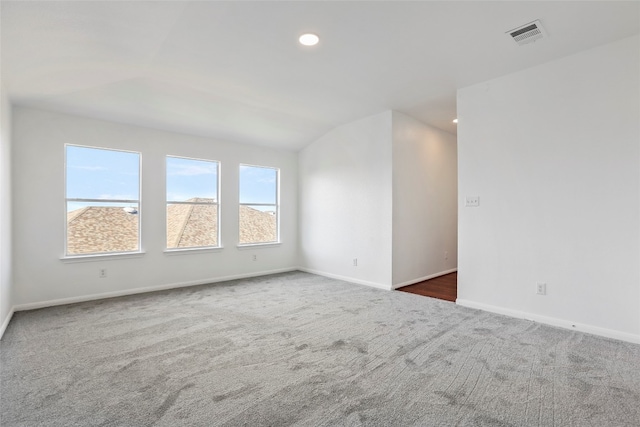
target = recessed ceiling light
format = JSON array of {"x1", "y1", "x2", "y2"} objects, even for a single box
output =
[
  {"x1": 299, "y1": 33, "x2": 319, "y2": 46},
  {"x1": 453, "y1": 118, "x2": 458, "y2": 124}
]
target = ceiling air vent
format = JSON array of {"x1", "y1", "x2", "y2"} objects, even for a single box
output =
[{"x1": 507, "y1": 20, "x2": 547, "y2": 46}]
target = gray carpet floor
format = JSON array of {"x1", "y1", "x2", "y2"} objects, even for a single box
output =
[{"x1": 1, "y1": 271, "x2": 640, "y2": 426}]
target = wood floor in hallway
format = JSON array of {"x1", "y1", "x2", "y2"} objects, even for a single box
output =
[{"x1": 397, "y1": 272, "x2": 457, "y2": 302}]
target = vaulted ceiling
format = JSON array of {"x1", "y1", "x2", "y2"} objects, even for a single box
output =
[{"x1": 2, "y1": 1, "x2": 638, "y2": 151}]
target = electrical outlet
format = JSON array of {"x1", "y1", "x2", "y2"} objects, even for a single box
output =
[
  {"x1": 353, "y1": 258, "x2": 358, "y2": 267},
  {"x1": 252, "y1": 254, "x2": 257, "y2": 261},
  {"x1": 536, "y1": 283, "x2": 546, "y2": 295},
  {"x1": 465, "y1": 196, "x2": 480, "y2": 207},
  {"x1": 99, "y1": 268, "x2": 107, "y2": 279},
  {"x1": 444, "y1": 251, "x2": 449, "y2": 260}
]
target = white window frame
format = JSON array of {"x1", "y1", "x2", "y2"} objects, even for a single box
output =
[
  {"x1": 64, "y1": 144, "x2": 142, "y2": 258},
  {"x1": 238, "y1": 163, "x2": 280, "y2": 246},
  {"x1": 165, "y1": 155, "x2": 221, "y2": 251}
]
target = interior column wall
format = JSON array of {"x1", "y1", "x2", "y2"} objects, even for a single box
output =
[{"x1": 298, "y1": 111, "x2": 393, "y2": 289}]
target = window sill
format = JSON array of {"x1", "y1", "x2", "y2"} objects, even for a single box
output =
[
  {"x1": 236, "y1": 242, "x2": 281, "y2": 250},
  {"x1": 61, "y1": 251, "x2": 146, "y2": 263},
  {"x1": 164, "y1": 247, "x2": 223, "y2": 255}
]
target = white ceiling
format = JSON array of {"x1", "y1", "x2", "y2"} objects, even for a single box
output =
[{"x1": 2, "y1": 1, "x2": 639, "y2": 151}]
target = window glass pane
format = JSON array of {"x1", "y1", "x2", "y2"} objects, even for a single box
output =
[
  {"x1": 167, "y1": 157, "x2": 218, "y2": 203},
  {"x1": 66, "y1": 145, "x2": 139, "y2": 200},
  {"x1": 239, "y1": 165, "x2": 277, "y2": 204},
  {"x1": 167, "y1": 204, "x2": 218, "y2": 248},
  {"x1": 66, "y1": 145, "x2": 140, "y2": 256},
  {"x1": 166, "y1": 156, "x2": 219, "y2": 249},
  {"x1": 239, "y1": 205, "x2": 277, "y2": 244},
  {"x1": 66, "y1": 202, "x2": 139, "y2": 255}
]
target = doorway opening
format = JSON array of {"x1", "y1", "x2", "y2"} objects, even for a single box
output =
[{"x1": 397, "y1": 272, "x2": 457, "y2": 302}]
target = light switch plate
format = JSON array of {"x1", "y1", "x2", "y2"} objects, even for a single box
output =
[{"x1": 465, "y1": 196, "x2": 480, "y2": 207}]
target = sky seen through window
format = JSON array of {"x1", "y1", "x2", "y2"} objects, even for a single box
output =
[{"x1": 66, "y1": 147, "x2": 277, "y2": 211}]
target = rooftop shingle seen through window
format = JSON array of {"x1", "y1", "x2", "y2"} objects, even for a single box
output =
[
  {"x1": 66, "y1": 207, "x2": 139, "y2": 255},
  {"x1": 67, "y1": 199, "x2": 277, "y2": 254}
]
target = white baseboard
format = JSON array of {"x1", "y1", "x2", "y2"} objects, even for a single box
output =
[
  {"x1": 456, "y1": 299, "x2": 640, "y2": 345},
  {"x1": 12, "y1": 267, "x2": 298, "y2": 312},
  {"x1": 297, "y1": 267, "x2": 392, "y2": 291},
  {"x1": 392, "y1": 268, "x2": 458, "y2": 290},
  {"x1": 0, "y1": 307, "x2": 15, "y2": 341}
]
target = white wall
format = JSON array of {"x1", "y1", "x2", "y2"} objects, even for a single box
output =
[
  {"x1": 298, "y1": 111, "x2": 393, "y2": 289},
  {"x1": 392, "y1": 112, "x2": 457, "y2": 288},
  {"x1": 12, "y1": 107, "x2": 298, "y2": 307},
  {"x1": 0, "y1": 87, "x2": 13, "y2": 334},
  {"x1": 457, "y1": 35, "x2": 640, "y2": 342}
]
